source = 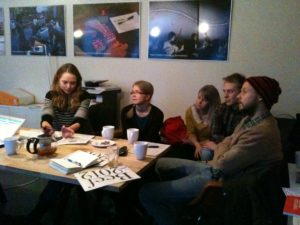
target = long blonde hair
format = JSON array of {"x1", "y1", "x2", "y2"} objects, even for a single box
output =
[
  {"x1": 51, "y1": 63, "x2": 83, "y2": 110},
  {"x1": 198, "y1": 85, "x2": 221, "y2": 127}
]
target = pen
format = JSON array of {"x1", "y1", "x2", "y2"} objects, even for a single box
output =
[
  {"x1": 118, "y1": 15, "x2": 134, "y2": 25},
  {"x1": 52, "y1": 135, "x2": 63, "y2": 142},
  {"x1": 148, "y1": 145, "x2": 159, "y2": 148},
  {"x1": 67, "y1": 159, "x2": 82, "y2": 167}
]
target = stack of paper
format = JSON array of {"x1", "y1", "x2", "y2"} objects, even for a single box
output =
[{"x1": 49, "y1": 150, "x2": 99, "y2": 174}]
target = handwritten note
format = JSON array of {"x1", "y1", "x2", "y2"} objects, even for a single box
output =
[
  {"x1": 109, "y1": 12, "x2": 140, "y2": 34},
  {"x1": 74, "y1": 166, "x2": 140, "y2": 191}
]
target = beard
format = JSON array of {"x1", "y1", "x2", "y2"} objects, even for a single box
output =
[{"x1": 239, "y1": 101, "x2": 258, "y2": 117}]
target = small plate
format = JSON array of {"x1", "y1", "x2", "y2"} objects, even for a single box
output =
[{"x1": 90, "y1": 140, "x2": 115, "y2": 148}]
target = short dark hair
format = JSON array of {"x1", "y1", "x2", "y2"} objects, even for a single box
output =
[
  {"x1": 168, "y1": 32, "x2": 176, "y2": 40},
  {"x1": 223, "y1": 73, "x2": 246, "y2": 89}
]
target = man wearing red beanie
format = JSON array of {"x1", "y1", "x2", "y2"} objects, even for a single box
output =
[
  {"x1": 210, "y1": 76, "x2": 282, "y2": 175},
  {"x1": 245, "y1": 76, "x2": 282, "y2": 110},
  {"x1": 139, "y1": 76, "x2": 283, "y2": 225}
]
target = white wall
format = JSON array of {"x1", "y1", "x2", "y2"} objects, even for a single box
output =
[{"x1": 0, "y1": 0, "x2": 300, "y2": 120}]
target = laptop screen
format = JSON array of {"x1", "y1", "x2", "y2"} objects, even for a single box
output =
[{"x1": 0, "y1": 115, "x2": 25, "y2": 145}]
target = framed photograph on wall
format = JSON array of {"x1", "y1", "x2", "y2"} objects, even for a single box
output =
[
  {"x1": 73, "y1": 2, "x2": 140, "y2": 58},
  {"x1": 0, "y1": 8, "x2": 5, "y2": 55},
  {"x1": 9, "y1": 5, "x2": 66, "y2": 56},
  {"x1": 148, "y1": 0, "x2": 232, "y2": 60}
]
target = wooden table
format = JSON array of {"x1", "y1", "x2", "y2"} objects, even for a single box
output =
[{"x1": 0, "y1": 132, "x2": 170, "y2": 192}]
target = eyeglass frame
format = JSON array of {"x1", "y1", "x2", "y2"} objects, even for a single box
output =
[{"x1": 130, "y1": 91, "x2": 146, "y2": 95}]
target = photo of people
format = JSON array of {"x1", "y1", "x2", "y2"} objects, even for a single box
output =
[
  {"x1": 73, "y1": 3, "x2": 140, "y2": 58},
  {"x1": 148, "y1": 0, "x2": 232, "y2": 60},
  {"x1": 9, "y1": 5, "x2": 66, "y2": 56},
  {"x1": 0, "y1": 8, "x2": 4, "y2": 55}
]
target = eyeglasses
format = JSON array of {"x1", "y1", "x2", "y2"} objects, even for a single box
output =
[{"x1": 130, "y1": 91, "x2": 146, "y2": 95}]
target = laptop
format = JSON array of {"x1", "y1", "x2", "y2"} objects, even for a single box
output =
[{"x1": 0, "y1": 115, "x2": 25, "y2": 147}]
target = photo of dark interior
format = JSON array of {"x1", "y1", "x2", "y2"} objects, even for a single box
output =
[
  {"x1": 9, "y1": 5, "x2": 66, "y2": 56},
  {"x1": 148, "y1": 0, "x2": 231, "y2": 60}
]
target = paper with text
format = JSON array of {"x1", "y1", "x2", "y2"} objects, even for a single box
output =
[
  {"x1": 110, "y1": 12, "x2": 139, "y2": 34},
  {"x1": 74, "y1": 166, "x2": 140, "y2": 191},
  {"x1": 56, "y1": 133, "x2": 94, "y2": 145}
]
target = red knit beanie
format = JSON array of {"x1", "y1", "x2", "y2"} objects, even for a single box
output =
[{"x1": 246, "y1": 76, "x2": 282, "y2": 109}]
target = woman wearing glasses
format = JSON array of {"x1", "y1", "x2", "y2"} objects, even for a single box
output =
[{"x1": 121, "y1": 80, "x2": 164, "y2": 143}]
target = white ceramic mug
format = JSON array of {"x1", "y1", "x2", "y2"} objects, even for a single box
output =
[
  {"x1": 101, "y1": 125, "x2": 115, "y2": 140},
  {"x1": 127, "y1": 128, "x2": 139, "y2": 144},
  {"x1": 134, "y1": 141, "x2": 148, "y2": 160},
  {"x1": 4, "y1": 136, "x2": 21, "y2": 156}
]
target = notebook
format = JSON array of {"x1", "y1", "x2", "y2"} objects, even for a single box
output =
[
  {"x1": 49, "y1": 150, "x2": 99, "y2": 174},
  {"x1": 0, "y1": 114, "x2": 25, "y2": 146}
]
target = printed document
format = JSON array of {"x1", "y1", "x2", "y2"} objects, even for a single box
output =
[{"x1": 75, "y1": 166, "x2": 140, "y2": 191}]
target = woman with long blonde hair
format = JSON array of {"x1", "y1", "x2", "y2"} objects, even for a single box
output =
[
  {"x1": 168, "y1": 85, "x2": 221, "y2": 160},
  {"x1": 23, "y1": 63, "x2": 91, "y2": 225},
  {"x1": 185, "y1": 85, "x2": 221, "y2": 159},
  {"x1": 41, "y1": 63, "x2": 90, "y2": 137}
]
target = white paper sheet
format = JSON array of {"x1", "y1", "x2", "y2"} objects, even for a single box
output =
[
  {"x1": 109, "y1": 12, "x2": 140, "y2": 34},
  {"x1": 146, "y1": 143, "x2": 170, "y2": 156},
  {"x1": 74, "y1": 166, "x2": 140, "y2": 191},
  {"x1": 56, "y1": 133, "x2": 94, "y2": 145}
]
